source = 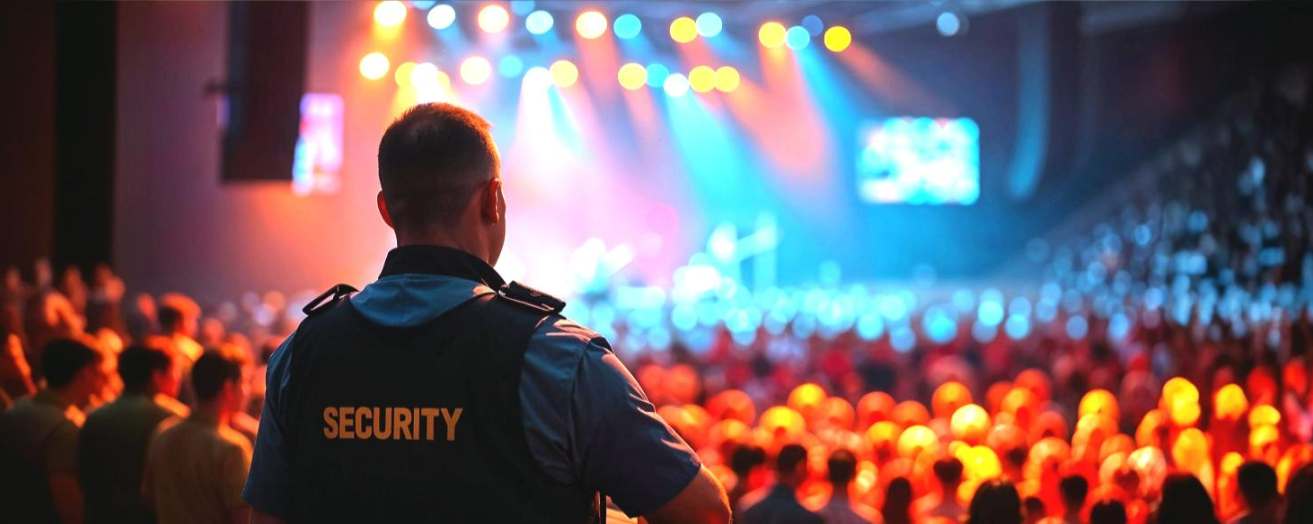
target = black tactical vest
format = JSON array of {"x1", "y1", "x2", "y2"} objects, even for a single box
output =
[{"x1": 280, "y1": 247, "x2": 597, "y2": 523}]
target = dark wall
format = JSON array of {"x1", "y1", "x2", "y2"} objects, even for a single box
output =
[{"x1": 0, "y1": 3, "x2": 56, "y2": 272}]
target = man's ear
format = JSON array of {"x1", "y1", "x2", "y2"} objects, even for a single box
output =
[
  {"x1": 377, "y1": 191, "x2": 395, "y2": 229},
  {"x1": 481, "y1": 179, "x2": 502, "y2": 224}
]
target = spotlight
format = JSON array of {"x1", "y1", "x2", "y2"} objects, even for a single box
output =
[
  {"x1": 785, "y1": 25, "x2": 810, "y2": 49},
  {"x1": 823, "y1": 26, "x2": 852, "y2": 52},
  {"x1": 410, "y1": 1, "x2": 436, "y2": 9},
  {"x1": 688, "y1": 65, "x2": 715, "y2": 93},
  {"x1": 714, "y1": 66, "x2": 740, "y2": 93},
  {"x1": 576, "y1": 10, "x2": 608, "y2": 39},
  {"x1": 645, "y1": 63, "x2": 670, "y2": 88},
  {"x1": 618, "y1": 62, "x2": 647, "y2": 90},
  {"x1": 937, "y1": 11, "x2": 962, "y2": 37},
  {"x1": 670, "y1": 16, "x2": 697, "y2": 43},
  {"x1": 426, "y1": 4, "x2": 455, "y2": 29},
  {"x1": 410, "y1": 62, "x2": 440, "y2": 88},
  {"x1": 525, "y1": 10, "x2": 553, "y2": 35},
  {"x1": 477, "y1": 4, "x2": 510, "y2": 33},
  {"x1": 374, "y1": 1, "x2": 408, "y2": 27},
  {"x1": 498, "y1": 55, "x2": 525, "y2": 78},
  {"x1": 695, "y1": 12, "x2": 722, "y2": 38},
  {"x1": 550, "y1": 59, "x2": 579, "y2": 87},
  {"x1": 801, "y1": 14, "x2": 823, "y2": 36},
  {"x1": 613, "y1": 13, "x2": 642, "y2": 40},
  {"x1": 460, "y1": 56, "x2": 492, "y2": 85},
  {"x1": 758, "y1": 22, "x2": 786, "y2": 48},
  {"x1": 663, "y1": 73, "x2": 690, "y2": 97},
  {"x1": 359, "y1": 52, "x2": 390, "y2": 80},
  {"x1": 394, "y1": 61, "x2": 417, "y2": 86},
  {"x1": 523, "y1": 66, "x2": 552, "y2": 90},
  {"x1": 509, "y1": 0, "x2": 534, "y2": 16}
]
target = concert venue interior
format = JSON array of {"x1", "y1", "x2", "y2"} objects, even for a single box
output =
[{"x1": 3, "y1": 1, "x2": 1313, "y2": 523}]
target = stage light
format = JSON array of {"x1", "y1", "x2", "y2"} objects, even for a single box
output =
[
  {"x1": 617, "y1": 62, "x2": 647, "y2": 90},
  {"x1": 576, "y1": 10, "x2": 608, "y2": 39},
  {"x1": 498, "y1": 55, "x2": 524, "y2": 78},
  {"x1": 937, "y1": 11, "x2": 962, "y2": 37},
  {"x1": 758, "y1": 22, "x2": 786, "y2": 48},
  {"x1": 688, "y1": 65, "x2": 715, "y2": 93},
  {"x1": 713, "y1": 66, "x2": 740, "y2": 93},
  {"x1": 785, "y1": 25, "x2": 810, "y2": 49},
  {"x1": 801, "y1": 14, "x2": 823, "y2": 36},
  {"x1": 426, "y1": 4, "x2": 456, "y2": 29},
  {"x1": 409, "y1": 62, "x2": 439, "y2": 88},
  {"x1": 824, "y1": 26, "x2": 852, "y2": 52},
  {"x1": 670, "y1": 16, "x2": 697, "y2": 43},
  {"x1": 645, "y1": 63, "x2": 670, "y2": 88},
  {"x1": 374, "y1": 1, "x2": 408, "y2": 27},
  {"x1": 663, "y1": 73, "x2": 690, "y2": 97},
  {"x1": 358, "y1": 52, "x2": 390, "y2": 80},
  {"x1": 550, "y1": 59, "x2": 578, "y2": 87},
  {"x1": 613, "y1": 14, "x2": 642, "y2": 40},
  {"x1": 478, "y1": 4, "x2": 510, "y2": 33},
  {"x1": 509, "y1": 0, "x2": 534, "y2": 15},
  {"x1": 460, "y1": 56, "x2": 492, "y2": 85},
  {"x1": 695, "y1": 12, "x2": 722, "y2": 38},
  {"x1": 522, "y1": 66, "x2": 551, "y2": 90},
  {"x1": 394, "y1": 61, "x2": 416, "y2": 86},
  {"x1": 524, "y1": 10, "x2": 553, "y2": 34}
]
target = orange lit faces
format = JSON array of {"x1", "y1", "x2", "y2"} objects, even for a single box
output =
[{"x1": 322, "y1": 406, "x2": 463, "y2": 442}]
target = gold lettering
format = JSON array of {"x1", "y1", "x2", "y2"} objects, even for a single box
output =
[
  {"x1": 339, "y1": 406, "x2": 355, "y2": 439},
  {"x1": 420, "y1": 408, "x2": 438, "y2": 441},
  {"x1": 356, "y1": 405, "x2": 372, "y2": 439},
  {"x1": 395, "y1": 407, "x2": 414, "y2": 440},
  {"x1": 323, "y1": 407, "x2": 339, "y2": 439},
  {"x1": 373, "y1": 407, "x2": 392, "y2": 439},
  {"x1": 440, "y1": 407, "x2": 463, "y2": 442},
  {"x1": 412, "y1": 407, "x2": 420, "y2": 439}
]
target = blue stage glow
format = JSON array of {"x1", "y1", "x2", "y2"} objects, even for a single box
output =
[
  {"x1": 410, "y1": 1, "x2": 437, "y2": 10},
  {"x1": 645, "y1": 63, "x2": 670, "y2": 88},
  {"x1": 890, "y1": 325, "x2": 916, "y2": 353},
  {"x1": 498, "y1": 55, "x2": 524, "y2": 78},
  {"x1": 858, "y1": 117, "x2": 980, "y2": 205},
  {"x1": 856, "y1": 312, "x2": 884, "y2": 341},
  {"x1": 922, "y1": 306, "x2": 957, "y2": 344},
  {"x1": 613, "y1": 14, "x2": 642, "y2": 39},
  {"x1": 509, "y1": 0, "x2": 535, "y2": 16},
  {"x1": 801, "y1": 15, "x2": 824, "y2": 36},
  {"x1": 1066, "y1": 315, "x2": 1089, "y2": 340},
  {"x1": 937, "y1": 12, "x2": 962, "y2": 36},
  {"x1": 785, "y1": 25, "x2": 810, "y2": 49},
  {"x1": 977, "y1": 299, "x2": 1004, "y2": 326},
  {"x1": 695, "y1": 12, "x2": 722, "y2": 38},
  {"x1": 525, "y1": 10, "x2": 553, "y2": 35},
  {"x1": 972, "y1": 322, "x2": 997, "y2": 343},
  {"x1": 1004, "y1": 314, "x2": 1030, "y2": 340}
]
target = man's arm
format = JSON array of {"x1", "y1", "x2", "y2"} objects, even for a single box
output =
[
  {"x1": 49, "y1": 472, "x2": 84, "y2": 524},
  {"x1": 642, "y1": 466, "x2": 731, "y2": 524}
]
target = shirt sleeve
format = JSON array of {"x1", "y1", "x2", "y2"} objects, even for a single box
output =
[
  {"x1": 241, "y1": 334, "x2": 295, "y2": 517},
  {"x1": 224, "y1": 441, "x2": 253, "y2": 511},
  {"x1": 45, "y1": 421, "x2": 79, "y2": 475}
]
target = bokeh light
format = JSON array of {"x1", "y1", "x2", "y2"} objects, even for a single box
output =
[
  {"x1": 613, "y1": 14, "x2": 642, "y2": 40},
  {"x1": 477, "y1": 4, "x2": 510, "y2": 33},
  {"x1": 550, "y1": 59, "x2": 579, "y2": 87},
  {"x1": 576, "y1": 10, "x2": 608, "y2": 39},
  {"x1": 646, "y1": 63, "x2": 670, "y2": 88},
  {"x1": 695, "y1": 12, "x2": 722, "y2": 38},
  {"x1": 409, "y1": 62, "x2": 440, "y2": 88},
  {"x1": 758, "y1": 22, "x2": 787, "y2": 48},
  {"x1": 358, "y1": 52, "x2": 390, "y2": 80},
  {"x1": 393, "y1": 61, "x2": 416, "y2": 86},
  {"x1": 937, "y1": 11, "x2": 962, "y2": 37},
  {"x1": 801, "y1": 14, "x2": 824, "y2": 36},
  {"x1": 823, "y1": 26, "x2": 852, "y2": 52},
  {"x1": 688, "y1": 65, "x2": 716, "y2": 93},
  {"x1": 508, "y1": 0, "x2": 534, "y2": 15},
  {"x1": 459, "y1": 56, "x2": 492, "y2": 85},
  {"x1": 617, "y1": 62, "x2": 647, "y2": 91},
  {"x1": 374, "y1": 1, "x2": 408, "y2": 27},
  {"x1": 785, "y1": 25, "x2": 811, "y2": 50},
  {"x1": 426, "y1": 4, "x2": 456, "y2": 29},
  {"x1": 524, "y1": 10, "x2": 553, "y2": 35},
  {"x1": 498, "y1": 55, "x2": 524, "y2": 78},
  {"x1": 663, "y1": 73, "x2": 690, "y2": 97},
  {"x1": 713, "y1": 66, "x2": 740, "y2": 93},
  {"x1": 670, "y1": 16, "x2": 698, "y2": 44}
]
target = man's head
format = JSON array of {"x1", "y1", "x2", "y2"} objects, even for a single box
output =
[
  {"x1": 191, "y1": 346, "x2": 250, "y2": 412},
  {"x1": 1059, "y1": 474, "x2": 1089, "y2": 514},
  {"x1": 932, "y1": 456, "x2": 965, "y2": 489},
  {"x1": 826, "y1": 449, "x2": 857, "y2": 489},
  {"x1": 157, "y1": 293, "x2": 200, "y2": 338},
  {"x1": 377, "y1": 103, "x2": 505, "y2": 264},
  {"x1": 40, "y1": 338, "x2": 107, "y2": 406},
  {"x1": 775, "y1": 444, "x2": 809, "y2": 487},
  {"x1": 1236, "y1": 461, "x2": 1278, "y2": 510},
  {"x1": 118, "y1": 345, "x2": 179, "y2": 397}
]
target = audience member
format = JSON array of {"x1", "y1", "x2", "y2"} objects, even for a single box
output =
[
  {"x1": 1056, "y1": 474, "x2": 1088, "y2": 524},
  {"x1": 916, "y1": 457, "x2": 967, "y2": 522},
  {"x1": 78, "y1": 345, "x2": 186, "y2": 524},
  {"x1": 1023, "y1": 496, "x2": 1046, "y2": 524},
  {"x1": 738, "y1": 444, "x2": 823, "y2": 524},
  {"x1": 157, "y1": 296, "x2": 202, "y2": 365},
  {"x1": 1284, "y1": 463, "x2": 1313, "y2": 524},
  {"x1": 143, "y1": 348, "x2": 252, "y2": 524},
  {"x1": 1, "y1": 326, "x2": 36, "y2": 407},
  {"x1": 967, "y1": 479, "x2": 1023, "y2": 524},
  {"x1": 1090, "y1": 499, "x2": 1128, "y2": 524},
  {"x1": 1156, "y1": 473, "x2": 1220, "y2": 524},
  {"x1": 816, "y1": 449, "x2": 878, "y2": 524},
  {"x1": 728, "y1": 444, "x2": 767, "y2": 511},
  {"x1": 1231, "y1": 461, "x2": 1280, "y2": 524},
  {"x1": 881, "y1": 477, "x2": 914, "y2": 524}
]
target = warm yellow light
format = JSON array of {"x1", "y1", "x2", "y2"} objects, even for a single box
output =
[
  {"x1": 394, "y1": 61, "x2": 416, "y2": 86},
  {"x1": 1214, "y1": 384, "x2": 1249, "y2": 421},
  {"x1": 866, "y1": 420, "x2": 901, "y2": 450},
  {"x1": 670, "y1": 16, "x2": 698, "y2": 43},
  {"x1": 358, "y1": 52, "x2": 390, "y2": 80},
  {"x1": 823, "y1": 25, "x2": 852, "y2": 52},
  {"x1": 575, "y1": 10, "x2": 608, "y2": 39},
  {"x1": 892, "y1": 400, "x2": 930, "y2": 427},
  {"x1": 373, "y1": 1, "x2": 408, "y2": 27},
  {"x1": 477, "y1": 4, "x2": 510, "y2": 33},
  {"x1": 1250, "y1": 404, "x2": 1281, "y2": 428},
  {"x1": 713, "y1": 66, "x2": 740, "y2": 93},
  {"x1": 617, "y1": 62, "x2": 648, "y2": 90},
  {"x1": 950, "y1": 404, "x2": 990, "y2": 444},
  {"x1": 933, "y1": 381, "x2": 973, "y2": 419},
  {"x1": 1078, "y1": 388, "x2": 1119, "y2": 423},
  {"x1": 706, "y1": 389, "x2": 755, "y2": 424},
  {"x1": 688, "y1": 65, "x2": 715, "y2": 93},
  {"x1": 1168, "y1": 397, "x2": 1200, "y2": 427},
  {"x1": 758, "y1": 21, "x2": 787, "y2": 48},
  {"x1": 1162, "y1": 377, "x2": 1200, "y2": 406},
  {"x1": 896, "y1": 424, "x2": 938, "y2": 458},
  {"x1": 787, "y1": 382, "x2": 827, "y2": 418},
  {"x1": 760, "y1": 406, "x2": 805, "y2": 441},
  {"x1": 460, "y1": 56, "x2": 492, "y2": 85},
  {"x1": 857, "y1": 391, "x2": 896, "y2": 427},
  {"x1": 550, "y1": 59, "x2": 579, "y2": 87}
]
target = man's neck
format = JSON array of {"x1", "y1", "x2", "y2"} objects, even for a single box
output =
[
  {"x1": 192, "y1": 402, "x2": 231, "y2": 427},
  {"x1": 396, "y1": 235, "x2": 489, "y2": 265}
]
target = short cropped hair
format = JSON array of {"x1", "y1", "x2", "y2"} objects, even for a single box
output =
[
  {"x1": 933, "y1": 457, "x2": 965, "y2": 485},
  {"x1": 1059, "y1": 474, "x2": 1089, "y2": 509},
  {"x1": 191, "y1": 347, "x2": 247, "y2": 401},
  {"x1": 1237, "y1": 461, "x2": 1278, "y2": 508},
  {"x1": 378, "y1": 103, "x2": 498, "y2": 230},
  {"x1": 118, "y1": 345, "x2": 173, "y2": 393},
  {"x1": 827, "y1": 449, "x2": 857, "y2": 486},
  {"x1": 41, "y1": 338, "x2": 101, "y2": 388},
  {"x1": 776, "y1": 444, "x2": 808, "y2": 475},
  {"x1": 157, "y1": 304, "x2": 183, "y2": 333}
]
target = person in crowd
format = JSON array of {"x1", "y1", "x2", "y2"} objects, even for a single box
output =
[
  {"x1": 882, "y1": 477, "x2": 914, "y2": 524},
  {"x1": 817, "y1": 449, "x2": 879, "y2": 524},
  {"x1": 728, "y1": 444, "x2": 767, "y2": 511},
  {"x1": 738, "y1": 444, "x2": 823, "y2": 524},
  {"x1": 1284, "y1": 463, "x2": 1313, "y2": 524},
  {"x1": 1089, "y1": 499, "x2": 1128, "y2": 524},
  {"x1": 1, "y1": 325, "x2": 36, "y2": 408},
  {"x1": 1022, "y1": 496, "x2": 1046, "y2": 524},
  {"x1": 157, "y1": 295, "x2": 202, "y2": 364},
  {"x1": 78, "y1": 345, "x2": 186, "y2": 524},
  {"x1": 1230, "y1": 461, "x2": 1280, "y2": 524},
  {"x1": 143, "y1": 347, "x2": 252, "y2": 524},
  {"x1": 1156, "y1": 473, "x2": 1220, "y2": 524},
  {"x1": 0, "y1": 338, "x2": 110, "y2": 524},
  {"x1": 916, "y1": 457, "x2": 967, "y2": 522},
  {"x1": 1055, "y1": 474, "x2": 1088, "y2": 524},
  {"x1": 966, "y1": 479, "x2": 1023, "y2": 524}
]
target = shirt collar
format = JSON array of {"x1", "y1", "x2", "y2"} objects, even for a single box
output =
[{"x1": 379, "y1": 245, "x2": 506, "y2": 288}]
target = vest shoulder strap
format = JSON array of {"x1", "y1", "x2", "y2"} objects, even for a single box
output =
[
  {"x1": 496, "y1": 281, "x2": 566, "y2": 315},
  {"x1": 302, "y1": 283, "x2": 358, "y2": 316}
]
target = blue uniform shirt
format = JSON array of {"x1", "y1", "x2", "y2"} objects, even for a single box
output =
[{"x1": 243, "y1": 274, "x2": 701, "y2": 518}]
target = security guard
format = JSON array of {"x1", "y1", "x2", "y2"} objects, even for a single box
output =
[{"x1": 243, "y1": 103, "x2": 730, "y2": 524}]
